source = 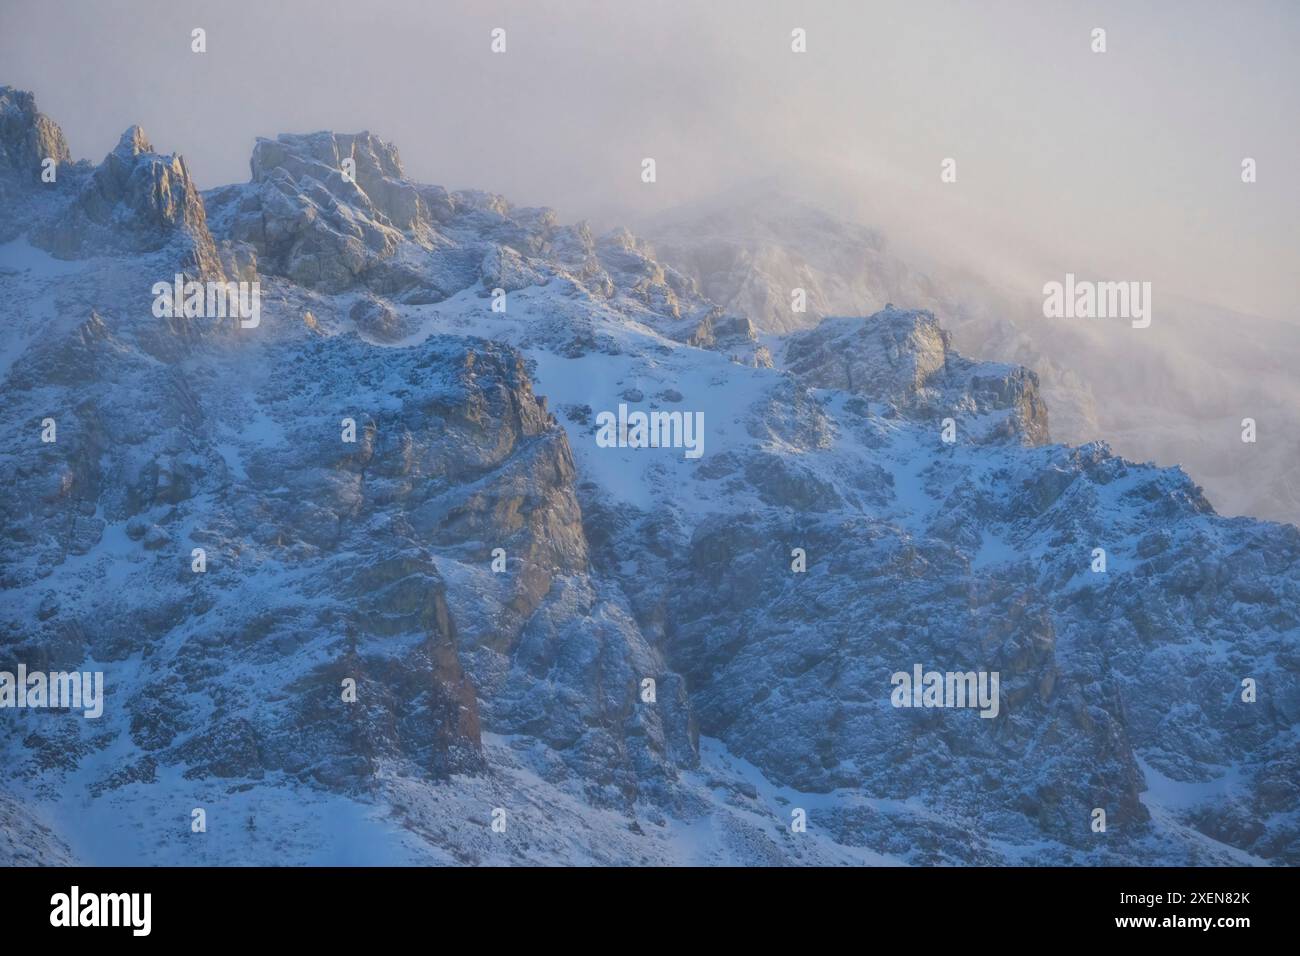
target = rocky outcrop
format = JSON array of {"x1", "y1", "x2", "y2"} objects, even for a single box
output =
[
  {"x1": 31, "y1": 125, "x2": 222, "y2": 278},
  {"x1": 0, "y1": 86, "x2": 70, "y2": 187},
  {"x1": 349, "y1": 295, "x2": 413, "y2": 343},
  {"x1": 250, "y1": 131, "x2": 423, "y2": 229},
  {"x1": 211, "y1": 132, "x2": 409, "y2": 293},
  {"x1": 685, "y1": 308, "x2": 774, "y2": 368},
  {"x1": 785, "y1": 307, "x2": 1050, "y2": 444},
  {"x1": 0, "y1": 86, "x2": 77, "y2": 242},
  {"x1": 481, "y1": 243, "x2": 545, "y2": 293}
]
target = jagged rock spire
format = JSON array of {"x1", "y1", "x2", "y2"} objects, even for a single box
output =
[
  {"x1": 29, "y1": 118, "x2": 223, "y2": 279},
  {"x1": 0, "y1": 85, "x2": 70, "y2": 185}
]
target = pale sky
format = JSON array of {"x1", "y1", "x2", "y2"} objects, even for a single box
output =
[{"x1": 2, "y1": 0, "x2": 1296, "y2": 319}]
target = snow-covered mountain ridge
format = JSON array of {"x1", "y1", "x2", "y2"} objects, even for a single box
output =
[
  {"x1": 641, "y1": 185, "x2": 1300, "y2": 526},
  {"x1": 1, "y1": 87, "x2": 1296, "y2": 866}
]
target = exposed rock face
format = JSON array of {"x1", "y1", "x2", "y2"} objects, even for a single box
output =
[
  {"x1": 0, "y1": 86, "x2": 70, "y2": 187},
  {"x1": 0, "y1": 86, "x2": 77, "y2": 243},
  {"x1": 785, "y1": 307, "x2": 1050, "y2": 445},
  {"x1": 201, "y1": 127, "x2": 776, "y2": 366},
  {"x1": 212, "y1": 131, "x2": 408, "y2": 293},
  {"x1": 250, "y1": 131, "x2": 419, "y2": 227},
  {"x1": 349, "y1": 295, "x2": 411, "y2": 343},
  {"x1": 1, "y1": 89, "x2": 1296, "y2": 866},
  {"x1": 0, "y1": 104, "x2": 699, "y2": 815},
  {"x1": 481, "y1": 243, "x2": 544, "y2": 293},
  {"x1": 0, "y1": 289, "x2": 695, "y2": 795},
  {"x1": 31, "y1": 124, "x2": 222, "y2": 279},
  {"x1": 658, "y1": 445, "x2": 1258, "y2": 851},
  {"x1": 686, "y1": 309, "x2": 774, "y2": 368}
]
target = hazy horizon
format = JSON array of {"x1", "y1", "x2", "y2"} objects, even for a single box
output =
[{"x1": 2, "y1": 0, "x2": 1296, "y2": 320}]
